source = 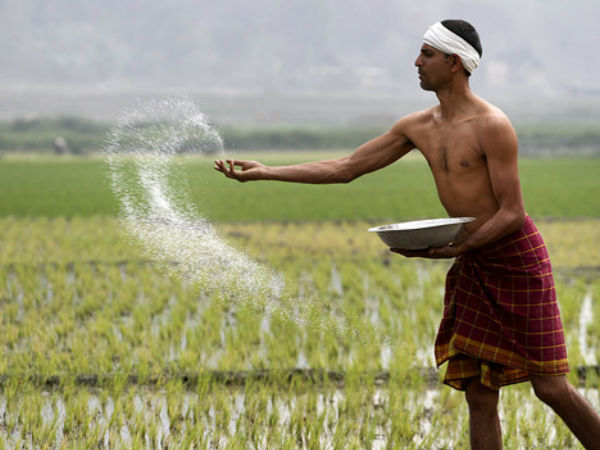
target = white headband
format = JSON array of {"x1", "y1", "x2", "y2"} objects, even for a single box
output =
[{"x1": 423, "y1": 22, "x2": 480, "y2": 73}]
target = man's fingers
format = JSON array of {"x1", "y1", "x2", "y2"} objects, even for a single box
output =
[
  {"x1": 214, "y1": 159, "x2": 255, "y2": 182},
  {"x1": 214, "y1": 159, "x2": 234, "y2": 178},
  {"x1": 213, "y1": 160, "x2": 225, "y2": 172},
  {"x1": 390, "y1": 248, "x2": 431, "y2": 258},
  {"x1": 226, "y1": 160, "x2": 236, "y2": 175},
  {"x1": 215, "y1": 160, "x2": 232, "y2": 177}
]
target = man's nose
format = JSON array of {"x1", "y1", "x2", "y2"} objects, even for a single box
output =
[{"x1": 414, "y1": 56, "x2": 422, "y2": 67}]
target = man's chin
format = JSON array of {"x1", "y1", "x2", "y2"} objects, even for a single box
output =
[{"x1": 419, "y1": 81, "x2": 435, "y2": 91}]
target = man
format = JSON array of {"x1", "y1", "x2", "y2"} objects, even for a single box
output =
[{"x1": 215, "y1": 19, "x2": 600, "y2": 450}]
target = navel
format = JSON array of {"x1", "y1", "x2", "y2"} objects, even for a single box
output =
[{"x1": 460, "y1": 160, "x2": 469, "y2": 167}]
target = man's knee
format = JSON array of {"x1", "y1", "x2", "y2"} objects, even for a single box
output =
[
  {"x1": 530, "y1": 374, "x2": 570, "y2": 408},
  {"x1": 465, "y1": 379, "x2": 499, "y2": 414}
]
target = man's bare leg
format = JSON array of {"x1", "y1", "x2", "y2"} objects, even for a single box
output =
[
  {"x1": 530, "y1": 374, "x2": 600, "y2": 450},
  {"x1": 465, "y1": 378, "x2": 503, "y2": 450}
]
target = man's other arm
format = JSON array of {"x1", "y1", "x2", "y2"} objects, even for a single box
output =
[{"x1": 423, "y1": 114, "x2": 526, "y2": 258}]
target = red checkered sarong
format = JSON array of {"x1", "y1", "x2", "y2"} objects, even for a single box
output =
[{"x1": 435, "y1": 215, "x2": 569, "y2": 391}]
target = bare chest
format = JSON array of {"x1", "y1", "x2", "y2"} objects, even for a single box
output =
[{"x1": 413, "y1": 126, "x2": 486, "y2": 175}]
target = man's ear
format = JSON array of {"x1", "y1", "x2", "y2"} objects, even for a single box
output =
[{"x1": 448, "y1": 54, "x2": 462, "y2": 73}]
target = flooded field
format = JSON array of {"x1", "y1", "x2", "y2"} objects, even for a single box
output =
[
  {"x1": 3, "y1": 381, "x2": 596, "y2": 450},
  {"x1": 1, "y1": 217, "x2": 599, "y2": 449}
]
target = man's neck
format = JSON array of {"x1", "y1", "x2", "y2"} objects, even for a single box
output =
[{"x1": 435, "y1": 80, "x2": 476, "y2": 121}]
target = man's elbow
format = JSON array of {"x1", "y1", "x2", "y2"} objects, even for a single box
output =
[
  {"x1": 336, "y1": 159, "x2": 361, "y2": 183},
  {"x1": 337, "y1": 168, "x2": 360, "y2": 183},
  {"x1": 506, "y1": 207, "x2": 526, "y2": 232},
  {"x1": 337, "y1": 170, "x2": 354, "y2": 183}
]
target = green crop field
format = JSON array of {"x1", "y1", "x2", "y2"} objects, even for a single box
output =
[
  {"x1": 1, "y1": 153, "x2": 600, "y2": 220},
  {"x1": 1, "y1": 152, "x2": 599, "y2": 449}
]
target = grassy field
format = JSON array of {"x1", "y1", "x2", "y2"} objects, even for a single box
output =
[
  {"x1": 0, "y1": 153, "x2": 599, "y2": 449},
  {"x1": 1, "y1": 153, "x2": 600, "y2": 219}
]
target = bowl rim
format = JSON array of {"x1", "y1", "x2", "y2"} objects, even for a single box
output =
[{"x1": 368, "y1": 216, "x2": 475, "y2": 233}]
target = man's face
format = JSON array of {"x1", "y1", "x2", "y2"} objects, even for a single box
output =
[{"x1": 414, "y1": 44, "x2": 453, "y2": 91}]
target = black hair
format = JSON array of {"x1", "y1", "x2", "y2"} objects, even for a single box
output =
[{"x1": 441, "y1": 19, "x2": 482, "y2": 77}]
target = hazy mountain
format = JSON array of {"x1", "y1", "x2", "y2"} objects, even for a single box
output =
[{"x1": 1, "y1": 0, "x2": 598, "y2": 102}]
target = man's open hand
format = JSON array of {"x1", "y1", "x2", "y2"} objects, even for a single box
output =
[{"x1": 214, "y1": 159, "x2": 265, "y2": 182}]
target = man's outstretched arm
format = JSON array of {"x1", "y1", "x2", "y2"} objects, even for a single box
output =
[{"x1": 214, "y1": 116, "x2": 417, "y2": 184}]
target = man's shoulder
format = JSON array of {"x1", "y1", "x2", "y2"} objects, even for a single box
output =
[
  {"x1": 474, "y1": 99, "x2": 513, "y2": 130},
  {"x1": 390, "y1": 107, "x2": 436, "y2": 132},
  {"x1": 473, "y1": 101, "x2": 519, "y2": 153}
]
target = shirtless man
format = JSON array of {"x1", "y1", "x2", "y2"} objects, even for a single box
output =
[{"x1": 215, "y1": 19, "x2": 600, "y2": 450}]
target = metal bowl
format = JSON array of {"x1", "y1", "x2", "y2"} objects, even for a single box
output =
[{"x1": 368, "y1": 217, "x2": 475, "y2": 250}]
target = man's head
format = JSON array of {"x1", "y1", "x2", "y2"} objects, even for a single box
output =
[{"x1": 415, "y1": 19, "x2": 482, "y2": 90}]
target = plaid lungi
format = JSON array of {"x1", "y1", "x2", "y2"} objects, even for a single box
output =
[{"x1": 435, "y1": 215, "x2": 569, "y2": 391}]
